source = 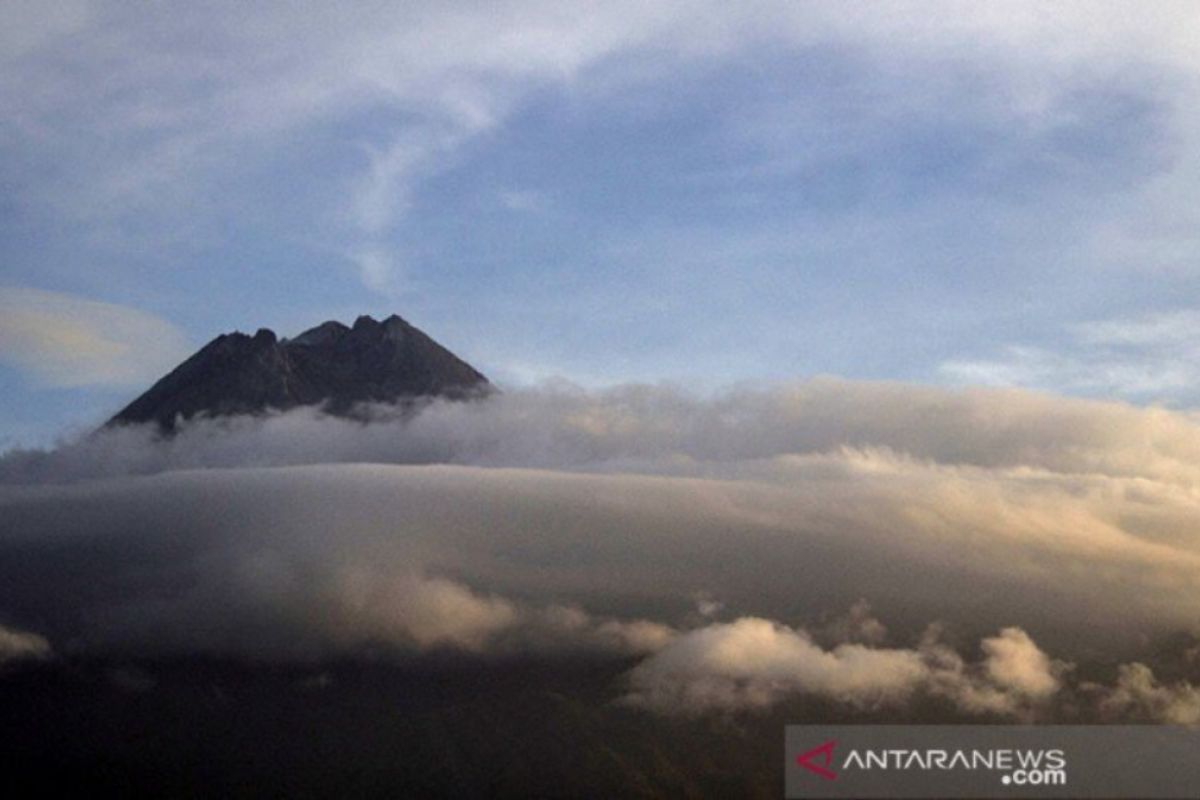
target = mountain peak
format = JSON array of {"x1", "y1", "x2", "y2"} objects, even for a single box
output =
[
  {"x1": 289, "y1": 320, "x2": 349, "y2": 347},
  {"x1": 108, "y1": 314, "x2": 489, "y2": 431}
]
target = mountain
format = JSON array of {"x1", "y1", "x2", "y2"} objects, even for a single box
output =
[{"x1": 108, "y1": 314, "x2": 489, "y2": 431}]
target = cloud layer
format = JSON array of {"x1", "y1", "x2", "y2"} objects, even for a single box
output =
[
  {"x1": 2, "y1": 379, "x2": 1200, "y2": 720},
  {"x1": 12, "y1": 377, "x2": 1200, "y2": 483}
]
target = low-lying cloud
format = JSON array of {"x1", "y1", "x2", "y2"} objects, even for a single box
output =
[
  {"x1": 624, "y1": 610, "x2": 1200, "y2": 724},
  {"x1": 624, "y1": 617, "x2": 1071, "y2": 719},
  {"x1": 1093, "y1": 662, "x2": 1200, "y2": 725},
  {"x1": 2, "y1": 379, "x2": 1199, "y2": 721}
]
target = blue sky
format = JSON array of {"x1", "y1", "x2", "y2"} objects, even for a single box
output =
[{"x1": 4, "y1": 2, "x2": 1200, "y2": 447}]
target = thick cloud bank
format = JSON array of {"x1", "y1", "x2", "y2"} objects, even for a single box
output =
[
  {"x1": 2, "y1": 379, "x2": 1199, "y2": 718},
  {"x1": 10, "y1": 377, "x2": 1200, "y2": 484}
]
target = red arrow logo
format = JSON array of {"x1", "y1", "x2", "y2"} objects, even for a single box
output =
[{"x1": 796, "y1": 739, "x2": 838, "y2": 781}]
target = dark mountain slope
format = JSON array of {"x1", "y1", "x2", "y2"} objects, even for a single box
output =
[{"x1": 109, "y1": 314, "x2": 489, "y2": 431}]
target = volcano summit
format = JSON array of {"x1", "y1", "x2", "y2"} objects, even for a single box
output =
[{"x1": 109, "y1": 314, "x2": 489, "y2": 431}]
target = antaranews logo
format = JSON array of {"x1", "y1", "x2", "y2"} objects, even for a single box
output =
[
  {"x1": 794, "y1": 740, "x2": 1066, "y2": 787},
  {"x1": 786, "y1": 725, "x2": 1200, "y2": 799},
  {"x1": 795, "y1": 739, "x2": 838, "y2": 781}
]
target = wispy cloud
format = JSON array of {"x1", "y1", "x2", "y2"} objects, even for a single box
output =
[
  {"x1": 941, "y1": 309, "x2": 1200, "y2": 402},
  {"x1": 0, "y1": 287, "x2": 189, "y2": 388},
  {"x1": 6, "y1": 2, "x2": 1200, "y2": 295}
]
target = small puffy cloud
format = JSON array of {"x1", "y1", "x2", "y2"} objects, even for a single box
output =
[
  {"x1": 692, "y1": 593, "x2": 724, "y2": 621},
  {"x1": 919, "y1": 625, "x2": 1068, "y2": 718},
  {"x1": 0, "y1": 287, "x2": 189, "y2": 387},
  {"x1": 624, "y1": 617, "x2": 928, "y2": 714},
  {"x1": 980, "y1": 627, "x2": 1064, "y2": 699},
  {"x1": 821, "y1": 599, "x2": 888, "y2": 646},
  {"x1": 0, "y1": 623, "x2": 51, "y2": 664},
  {"x1": 1096, "y1": 663, "x2": 1200, "y2": 725}
]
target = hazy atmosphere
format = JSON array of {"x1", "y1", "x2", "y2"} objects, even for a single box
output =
[{"x1": 3, "y1": 3, "x2": 1200, "y2": 798}]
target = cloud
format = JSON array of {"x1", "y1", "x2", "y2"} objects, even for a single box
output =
[
  {"x1": 0, "y1": 377, "x2": 1199, "y2": 729},
  {"x1": 7, "y1": 2, "x2": 1200, "y2": 295},
  {"x1": 0, "y1": 623, "x2": 52, "y2": 665},
  {"x1": 623, "y1": 616, "x2": 1078, "y2": 717},
  {"x1": 623, "y1": 617, "x2": 928, "y2": 713},
  {"x1": 941, "y1": 309, "x2": 1200, "y2": 402},
  {"x1": 315, "y1": 570, "x2": 666, "y2": 656},
  {"x1": 980, "y1": 627, "x2": 1063, "y2": 699},
  {"x1": 0, "y1": 286, "x2": 190, "y2": 387},
  {"x1": 920, "y1": 626, "x2": 1071, "y2": 717},
  {"x1": 1093, "y1": 662, "x2": 1200, "y2": 724},
  {"x1": 4, "y1": 379, "x2": 1200, "y2": 657},
  {"x1": 348, "y1": 246, "x2": 407, "y2": 296},
  {"x1": 621, "y1": 613, "x2": 1200, "y2": 723},
  {"x1": 820, "y1": 599, "x2": 888, "y2": 646},
  {"x1": 329, "y1": 571, "x2": 519, "y2": 652},
  {"x1": 15, "y1": 377, "x2": 1200, "y2": 484}
]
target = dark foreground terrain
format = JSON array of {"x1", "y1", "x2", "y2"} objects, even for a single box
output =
[{"x1": 0, "y1": 654, "x2": 998, "y2": 799}]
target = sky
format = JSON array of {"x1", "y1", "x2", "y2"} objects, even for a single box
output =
[{"x1": 5, "y1": 2, "x2": 1200, "y2": 446}]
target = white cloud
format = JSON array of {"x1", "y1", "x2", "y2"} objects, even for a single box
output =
[
  {"x1": 979, "y1": 627, "x2": 1063, "y2": 699},
  {"x1": 14, "y1": 377, "x2": 1200, "y2": 488},
  {"x1": 0, "y1": 286, "x2": 189, "y2": 387},
  {"x1": 624, "y1": 617, "x2": 928, "y2": 713},
  {"x1": 624, "y1": 617, "x2": 1072, "y2": 717}
]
